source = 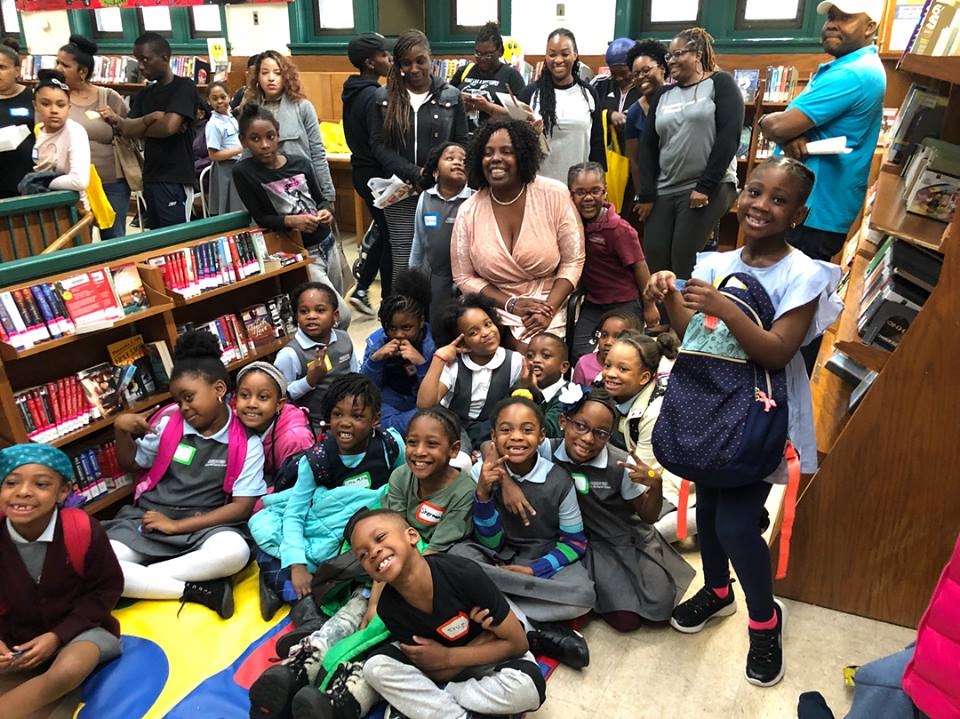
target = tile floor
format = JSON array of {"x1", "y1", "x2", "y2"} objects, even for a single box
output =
[{"x1": 336, "y1": 240, "x2": 918, "y2": 719}]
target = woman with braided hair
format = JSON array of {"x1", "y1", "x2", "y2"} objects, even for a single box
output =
[
  {"x1": 517, "y1": 28, "x2": 606, "y2": 184},
  {"x1": 369, "y1": 30, "x2": 468, "y2": 288},
  {"x1": 636, "y1": 26, "x2": 744, "y2": 281}
]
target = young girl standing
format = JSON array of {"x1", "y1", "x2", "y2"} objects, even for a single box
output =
[
  {"x1": 572, "y1": 309, "x2": 641, "y2": 387},
  {"x1": 106, "y1": 330, "x2": 267, "y2": 619},
  {"x1": 360, "y1": 269, "x2": 436, "y2": 435},
  {"x1": 273, "y1": 281, "x2": 357, "y2": 428},
  {"x1": 31, "y1": 70, "x2": 90, "y2": 201},
  {"x1": 417, "y1": 293, "x2": 523, "y2": 452},
  {"x1": 205, "y1": 81, "x2": 244, "y2": 215},
  {"x1": 408, "y1": 141, "x2": 473, "y2": 328},
  {"x1": 646, "y1": 157, "x2": 842, "y2": 687}
]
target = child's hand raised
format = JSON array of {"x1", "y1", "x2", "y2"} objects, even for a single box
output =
[
  {"x1": 477, "y1": 447, "x2": 508, "y2": 500},
  {"x1": 371, "y1": 339, "x2": 401, "y2": 362},
  {"x1": 433, "y1": 334, "x2": 465, "y2": 364},
  {"x1": 645, "y1": 271, "x2": 678, "y2": 303},
  {"x1": 398, "y1": 339, "x2": 426, "y2": 366},
  {"x1": 306, "y1": 347, "x2": 329, "y2": 387},
  {"x1": 681, "y1": 278, "x2": 733, "y2": 319},
  {"x1": 114, "y1": 411, "x2": 157, "y2": 437},
  {"x1": 618, "y1": 451, "x2": 662, "y2": 490},
  {"x1": 518, "y1": 357, "x2": 539, "y2": 389}
]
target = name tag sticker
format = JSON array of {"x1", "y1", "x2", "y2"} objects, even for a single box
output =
[
  {"x1": 424, "y1": 213, "x2": 439, "y2": 228},
  {"x1": 9, "y1": 107, "x2": 29, "y2": 117},
  {"x1": 84, "y1": 110, "x2": 101, "y2": 120},
  {"x1": 416, "y1": 501, "x2": 445, "y2": 525},
  {"x1": 172, "y1": 442, "x2": 196, "y2": 465},
  {"x1": 324, "y1": 353, "x2": 334, "y2": 371},
  {"x1": 343, "y1": 471, "x2": 372, "y2": 489},
  {"x1": 572, "y1": 472, "x2": 589, "y2": 494},
  {"x1": 436, "y1": 612, "x2": 470, "y2": 641}
]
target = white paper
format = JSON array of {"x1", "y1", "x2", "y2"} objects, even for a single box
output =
[
  {"x1": 0, "y1": 124, "x2": 29, "y2": 152},
  {"x1": 805, "y1": 136, "x2": 852, "y2": 155},
  {"x1": 495, "y1": 92, "x2": 538, "y2": 121},
  {"x1": 368, "y1": 175, "x2": 416, "y2": 209}
]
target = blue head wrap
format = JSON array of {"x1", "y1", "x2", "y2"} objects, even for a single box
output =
[
  {"x1": 0, "y1": 444, "x2": 74, "y2": 482},
  {"x1": 605, "y1": 37, "x2": 636, "y2": 67}
]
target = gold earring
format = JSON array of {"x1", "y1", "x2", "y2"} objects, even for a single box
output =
[{"x1": 790, "y1": 222, "x2": 797, "y2": 228}]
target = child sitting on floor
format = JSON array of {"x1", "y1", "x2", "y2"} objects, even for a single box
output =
[
  {"x1": 409, "y1": 141, "x2": 473, "y2": 329},
  {"x1": 572, "y1": 308, "x2": 641, "y2": 387},
  {"x1": 274, "y1": 282, "x2": 358, "y2": 429},
  {"x1": 352, "y1": 509, "x2": 545, "y2": 719},
  {"x1": 520, "y1": 331, "x2": 583, "y2": 437},
  {"x1": 360, "y1": 269, "x2": 436, "y2": 435},
  {"x1": 0, "y1": 445, "x2": 123, "y2": 719},
  {"x1": 106, "y1": 330, "x2": 266, "y2": 619},
  {"x1": 253, "y1": 374, "x2": 404, "y2": 617},
  {"x1": 235, "y1": 361, "x2": 315, "y2": 488},
  {"x1": 417, "y1": 293, "x2": 523, "y2": 452},
  {"x1": 451, "y1": 396, "x2": 594, "y2": 669}
]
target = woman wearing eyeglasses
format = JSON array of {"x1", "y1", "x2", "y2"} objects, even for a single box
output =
[
  {"x1": 623, "y1": 39, "x2": 668, "y2": 223},
  {"x1": 636, "y1": 27, "x2": 743, "y2": 280},
  {"x1": 451, "y1": 21, "x2": 525, "y2": 135}
]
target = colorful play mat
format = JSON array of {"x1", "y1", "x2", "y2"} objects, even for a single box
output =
[{"x1": 73, "y1": 565, "x2": 558, "y2": 718}]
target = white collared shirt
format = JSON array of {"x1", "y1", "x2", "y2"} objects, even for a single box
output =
[
  {"x1": 274, "y1": 328, "x2": 359, "y2": 401},
  {"x1": 6, "y1": 507, "x2": 58, "y2": 544},
  {"x1": 553, "y1": 441, "x2": 645, "y2": 500},
  {"x1": 439, "y1": 347, "x2": 523, "y2": 419}
]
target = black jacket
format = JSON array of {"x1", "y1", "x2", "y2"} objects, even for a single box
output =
[
  {"x1": 341, "y1": 74, "x2": 384, "y2": 175},
  {"x1": 369, "y1": 75, "x2": 468, "y2": 186}
]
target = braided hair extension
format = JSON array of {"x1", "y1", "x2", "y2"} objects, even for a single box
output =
[
  {"x1": 536, "y1": 28, "x2": 592, "y2": 138},
  {"x1": 675, "y1": 27, "x2": 719, "y2": 72},
  {"x1": 378, "y1": 268, "x2": 431, "y2": 330},
  {"x1": 320, "y1": 373, "x2": 383, "y2": 423},
  {"x1": 409, "y1": 406, "x2": 463, "y2": 446},
  {"x1": 383, "y1": 29, "x2": 431, "y2": 151}
]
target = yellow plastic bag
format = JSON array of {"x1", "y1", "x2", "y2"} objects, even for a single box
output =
[
  {"x1": 602, "y1": 110, "x2": 630, "y2": 214},
  {"x1": 87, "y1": 164, "x2": 116, "y2": 230},
  {"x1": 320, "y1": 121, "x2": 351, "y2": 155}
]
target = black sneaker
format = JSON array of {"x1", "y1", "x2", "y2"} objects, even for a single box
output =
[
  {"x1": 745, "y1": 598, "x2": 786, "y2": 687},
  {"x1": 291, "y1": 662, "x2": 374, "y2": 719},
  {"x1": 276, "y1": 629, "x2": 313, "y2": 661},
  {"x1": 260, "y1": 570, "x2": 284, "y2": 622},
  {"x1": 670, "y1": 583, "x2": 737, "y2": 634},
  {"x1": 349, "y1": 288, "x2": 375, "y2": 316},
  {"x1": 526, "y1": 621, "x2": 590, "y2": 669},
  {"x1": 249, "y1": 644, "x2": 324, "y2": 719},
  {"x1": 180, "y1": 579, "x2": 234, "y2": 619}
]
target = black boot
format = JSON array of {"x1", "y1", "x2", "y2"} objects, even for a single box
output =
[
  {"x1": 527, "y1": 620, "x2": 590, "y2": 669},
  {"x1": 248, "y1": 645, "x2": 324, "y2": 719},
  {"x1": 276, "y1": 628, "x2": 314, "y2": 661},
  {"x1": 291, "y1": 661, "x2": 374, "y2": 719},
  {"x1": 290, "y1": 595, "x2": 328, "y2": 633},
  {"x1": 260, "y1": 570, "x2": 284, "y2": 622},
  {"x1": 180, "y1": 579, "x2": 234, "y2": 619}
]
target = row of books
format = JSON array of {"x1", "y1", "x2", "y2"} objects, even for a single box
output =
[
  {"x1": 885, "y1": 83, "x2": 949, "y2": 165},
  {"x1": 903, "y1": 0, "x2": 960, "y2": 57},
  {"x1": 170, "y1": 56, "x2": 212, "y2": 85},
  {"x1": 144, "y1": 230, "x2": 273, "y2": 299},
  {"x1": 18, "y1": 54, "x2": 211, "y2": 84},
  {"x1": 432, "y1": 59, "x2": 469, "y2": 81},
  {"x1": 762, "y1": 65, "x2": 800, "y2": 104},
  {"x1": 857, "y1": 235, "x2": 944, "y2": 351},
  {"x1": 0, "y1": 265, "x2": 148, "y2": 351},
  {"x1": 68, "y1": 440, "x2": 133, "y2": 505},
  {"x1": 901, "y1": 137, "x2": 960, "y2": 222}
]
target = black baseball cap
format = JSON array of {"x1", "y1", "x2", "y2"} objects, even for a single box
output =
[{"x1": 347, "y1": 32, "x2": 394, "y2": 69}]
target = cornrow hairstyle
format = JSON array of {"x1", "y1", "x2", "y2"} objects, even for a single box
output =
[
  {"x1": 409, "y1": 406, "x2": 463, "y2": 445},
  {"x1": 290, "y1": 281, "x2": 338, "y2": 311},
  {"x1": 437, "y1": 292, "x2": 508, "y2": 348},
  {"x1": 536, "y1": 28, "x2": 592, "y2": 137},
  {"x1": 320, "y1": 373, "x2": 382, "y2": 423},
  {"x1": 597, "y1": 307, "x2": 643, "y2": 334},
  {"x1": 565, "y1": 386, "x2": 616, "y2": 428},
  {"x1": 379, "y1": 268, "x2": 431, "y2": 329},
  {"x1": 170, "y1": 329, "x2": 229, "y2": 385},
  {"x1": 532, "y1": 331, "x2": 569, "y2": 363},
  {"x1": 0, "y1": 42, "x2": 18, "y2": 65},
  {"x1": 249, "y1": 50, "x2": 305, "y2": 103},
  {"x1": 466, "y1": 118, "x2": 542, "y2": 190},
  {"x1": 626, "y1": 38, "x2": 668, "y2": 74},
  {"x1": 134, "y1": 31, "x2": 171, "y2": 58},
  {"x1": 612, "y1": 329, "x2": 680, "y2": 373},
  {"x1": 383, "y1": 29, "x2": 431, "y2": 151},
  {"x1": 567, "y1": 160, "x2": 606, "y2": 188},
  {"x1": 238, "y1": 102, "x2": 279, "y2": 135},
  {"x1": 420, "y1": 141, "x2": 467, "y2": 191},
  {"x1": 675, "y1": 27, "x2": 718, "y2": 72},
  {"x1": 752, "y1": 156, "x2": 817, "y2": 205},
  {"x1": 60, "y1": 34, "x2": 97, "y2": 80},
  {"x1": 491, "y1": 395, "x2": 545, "y2": 431},
  {"x1": 35, "y1": 69, "x2": 70, "y2": 97},
  {"x1": 345, "y1": 507, "x2": 409, "y2": 544},
  {"x1": 476, "y1": 21, "x2": 505, "y2": 53}
]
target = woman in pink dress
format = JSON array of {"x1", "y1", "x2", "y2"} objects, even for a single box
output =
[{"x1": 451, "y1": 118, "x2": 584, "y2": 350}]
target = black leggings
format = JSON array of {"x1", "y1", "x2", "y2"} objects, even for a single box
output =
[
  {"x1": 353, "y1": 176, "x2": 393, "y2": 297},
  {"x1": 696, "y1": 481, "x2": 774, "y2": 622}
]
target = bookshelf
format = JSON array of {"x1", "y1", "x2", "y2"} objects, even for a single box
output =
[
  {"x1": 771, "y1": 53, "x2": 960, "y2": 628},
  {"x1": 0, "y1": 222, "x2": 311, "y2": 516}
]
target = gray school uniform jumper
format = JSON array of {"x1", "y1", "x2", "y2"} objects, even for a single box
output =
[
  {"x1": 548, "y1": 438, "x2": 694, "y2": 620},
  {"x1": 288, "y1": 327, "x2": 354, "y2": 421},
  {"x1": 447, "y1": 352, "x2": 515, "y2": 452}
]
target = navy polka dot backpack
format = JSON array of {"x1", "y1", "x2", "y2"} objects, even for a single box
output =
[{"x1": 652, "y1": 272, "x2": 788, "y2": 486}]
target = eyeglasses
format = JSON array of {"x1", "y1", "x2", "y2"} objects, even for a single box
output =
[
  {"x1": 664, "y1": 48, "x2": 695, "y2": 61},
  {"x1": 571, "y1": 187, "x2": 605, "y2": 199},
  {"x1": 474, "y1": 51, "x2": 499, "y2": 60},
  {"x1": 632, "y1": 65, "x2": 659, "y2": 79},
  {"x1": 565, "y1": 417, "x2": 612, "y2": 442}
]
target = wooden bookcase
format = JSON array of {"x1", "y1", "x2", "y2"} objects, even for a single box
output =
[
  {"x1": 771, "y1": 54, "x2": 960, "y2": 628},
  {"x1": 0, "y1": 217, "x2": 310, "y2": 516}
]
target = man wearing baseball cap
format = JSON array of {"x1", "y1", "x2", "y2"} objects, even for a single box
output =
[
  {"x1": 342, "y1": 33, "x2": 394, "y2": 312},
  {"x1": 758, "y1": 0, "x2": 886, "y2": 263}
]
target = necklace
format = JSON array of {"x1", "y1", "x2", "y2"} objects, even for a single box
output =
[{"x1": 490, "y1": 184, "x2": 526, "y2": 206}]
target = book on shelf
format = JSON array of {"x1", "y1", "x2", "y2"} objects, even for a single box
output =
[
  {"x1": 144, "y1": 340, "x2": 173, "y2": 390},
  {"x1": 265, "y1": 293, "x2": 297, "y2": 338},
  {"x1": 733, "y1": 69, "x2": 760, "y2": 103},
  {"x1": 431, "y1": 58, "x2": 469, "y2": 81},
  {"x1": 19, "y1": 54, "x2": 212, "y2": 84},
  {"x1": 906, "y1": 0, "x2": 960, "y2": 56},
  {"x1": 106, "y1": 335, "x2": 158, "y2": 405},
  {"x1": 14, "y1": 377, "x2": 91, "y2": 444},
  {"x1": 57, "y1": 270, "x2": 124, "y2": 329},
  {"x1": 901, "y1": 137, "x2": 960, "y2": 222},
  {"x1": 110, "y1": 263, "x2": 150, "y2": 315},
  {"x1": 177, "y1": 314, "x2": 256, "y2": 367},
  {"x1": 68, "y1": 439, "x2": 133, "y2": 505},
  {"x1": 763, "y1": 65, "x2": 799, "y2": 104},
  {"x1": 885, "y1": 83, "x2": 948, "y2": 165},
  {"x1": 755, "y1": 135, "x2": 774, "y2": 161},
  {"x1": 737, "y1": 126, "x2": 752, "y2": 159},
  {"x1": 824, "y1": 352, "x2": 871, "y2": 387},
  {"x1": 240, "y1": 304, "x2": 279, "y2": 349}
]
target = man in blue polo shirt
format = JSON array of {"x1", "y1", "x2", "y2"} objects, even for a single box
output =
[{"x1": 759, "y1": 0, "x2": 886, "y2": 261}]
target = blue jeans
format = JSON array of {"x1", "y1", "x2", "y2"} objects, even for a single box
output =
[{"x1": 100, "y1": 179, "x2": 130, "y2": 240}]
